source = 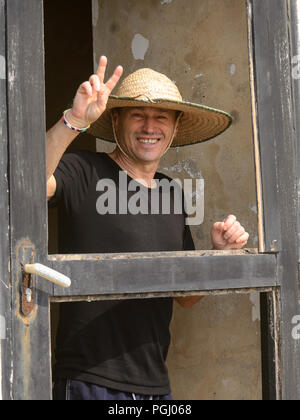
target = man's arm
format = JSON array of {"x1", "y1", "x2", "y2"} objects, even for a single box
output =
[
  {"x1": 174, "y1": 296, "x2": 204, "y2": 308},
  {"x1": 175, "y1": 215, "x2": 249, "y2": 308},
  {"x1": 46, "y1": 56, "x2": 123, "y2": 200},
  {"x1": 46, "y1": 116, "x2": 79, "y2": 200}
]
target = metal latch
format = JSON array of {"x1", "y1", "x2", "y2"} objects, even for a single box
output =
[
  {"x1": 21, "y1": 263, "x2": 71, "y2": 317},
  {"x1": 24, "y1": 264, "x2": 71, "y2": 288}
]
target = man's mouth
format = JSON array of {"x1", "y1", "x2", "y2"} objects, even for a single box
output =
[
  {"x1": 136, "y1": 134, "x2": 163, "y2": 145},
  {"x1": 137, "y1": 138, "x2": 159, "y2": 144}
]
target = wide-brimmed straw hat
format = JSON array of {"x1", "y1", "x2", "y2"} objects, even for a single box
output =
[{"x1": 88, "y1": 68, "x2": 232, "y2": 147}]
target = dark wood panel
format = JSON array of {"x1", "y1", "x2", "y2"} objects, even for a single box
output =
[
  {"x1": 6, "y1": 0, "x2": 47, "y2": 253},
  {"x1": 6, "y1": 0, "x2": 52, "y2": 400},
  {"x1": 50, "y1": 252, "x2": 278, "y2": 298},
  {"x1": 252, "y1": 0, "x2": 286, "y2": 253},
  {"x1": 0, "y1": 0, "x2": 12, "y2": 401},
  {"x1": 252, "y1": 0, "x2": 300, "y2": 400},
  {"x1": 289, "y1": 0, "x2": 300, "y2": 263}
]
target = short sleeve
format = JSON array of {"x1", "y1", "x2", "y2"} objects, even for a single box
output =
[
  {"x1": 48, "y1": 150, "x2": 94, "y2": 212},
  {"x1": 183, "y1": 224, "x2": 195, "y2": 251}
]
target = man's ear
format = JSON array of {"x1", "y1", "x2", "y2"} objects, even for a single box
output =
[
  {"x1": 174, "y1": 111, "x2": 183, "y2": 137},
  {"x1": 111, "y1": 109, "x2": 120, "y2": 129}
]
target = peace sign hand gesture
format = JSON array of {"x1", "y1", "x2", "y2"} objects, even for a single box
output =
[{"x1": 66, "y1": 56, "x2": 123, "y2": 128}]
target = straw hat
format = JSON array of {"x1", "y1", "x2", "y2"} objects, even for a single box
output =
[{"x1": 88, "y1": 68, "x2": 232, "y2": 147}]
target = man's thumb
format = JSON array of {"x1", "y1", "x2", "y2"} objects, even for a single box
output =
[{"x1": 213, "y1": 222, "x2": 225, "y2": 232}]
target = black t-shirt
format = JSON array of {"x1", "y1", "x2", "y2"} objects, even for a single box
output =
[{"x1": 50, "y1": 151, "x2": 195, "y2": 395}]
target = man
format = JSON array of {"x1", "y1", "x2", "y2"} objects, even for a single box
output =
[{"x1": 48, "y1": 56, "x2": 249, "y2": 400}]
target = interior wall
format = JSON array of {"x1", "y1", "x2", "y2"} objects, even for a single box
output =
[{"x1": 93, "y1": 0, "x2": 261, "y2": 400}]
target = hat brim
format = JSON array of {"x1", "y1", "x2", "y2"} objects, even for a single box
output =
[{"x1": 88, "y1": 95, "x2": 233, "y2": 147}]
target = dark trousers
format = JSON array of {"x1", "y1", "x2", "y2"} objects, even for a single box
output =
[{"x1": 53, "y1": 379, "x2": 173, "y2": 401}]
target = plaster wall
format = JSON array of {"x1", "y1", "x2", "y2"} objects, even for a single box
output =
[{"x1": 93, "y1": 0, "x2": 261, "y2": 400}]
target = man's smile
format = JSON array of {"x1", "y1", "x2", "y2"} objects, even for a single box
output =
[{"x1": 136, "y1": 133, "x2": 164, "y2": 145}]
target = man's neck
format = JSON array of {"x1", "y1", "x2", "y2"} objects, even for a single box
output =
[{"x1": 108, "y1": 148, "x2": 159, "y2": 188}]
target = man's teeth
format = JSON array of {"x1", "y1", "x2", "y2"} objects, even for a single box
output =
[{"x1": 138, "y1": 138, "x2": 159, "y2": 144}]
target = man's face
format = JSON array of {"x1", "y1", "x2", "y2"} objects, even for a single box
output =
[{"x1": 112, "y1": 107, "x2": 178, "y2": 164}]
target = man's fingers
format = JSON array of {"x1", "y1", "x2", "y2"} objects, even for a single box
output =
[
  {"x1": 212, "y1": 215, "x2": 249, "y2": 249},
  {"x1": 89, "y1": 74, "x2": 101, "y2": 92},
  {"x1": 104, "y1": 65, "x2": 123, "y2": 94},
  {"x1": 223, "y1": 214, "x2": 236, "y2": 231},
  {"x1": 78, "y1": 81, "x2": 93, "y2": 97},
  {"x1": 227, "y1": 226, "x2": 245, "y2": 243},
  {"x1": 224, "y1": 221, "x2": 241, "y2": 240},
  {"x1": 236, "y1": 232, "x2": 249, "y2": 244},
  {"x1": 96, "y1": 55, "x2": 108, "y2": 83},
  {"x1": 94, "y1": 55, "x2": 123, "y2": 99},
  {"x1": 213, "y1": 222, "x2": 225, "y2": 232}
]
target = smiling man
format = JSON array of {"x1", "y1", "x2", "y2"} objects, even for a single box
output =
[
  {"x1": 111, "y1": 106, "x2": 180, "y2": 174},
  {"x1": 48, "y1": 56, "x2": 249, "y2": 400}
]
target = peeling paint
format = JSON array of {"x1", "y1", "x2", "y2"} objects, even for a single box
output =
[
  {"x1": 161, "y1": 158, "x2": 203, "y2": 179},
  {"x1": 222, "y1": 379, "x2": 230, "y2": 387},
  {"x1": 93, "y1": 52, "x2": 98, "y2": 74},
  {"x1": 0, "y1": 55, "x2": 5, "y2": 80},
  {"x1": 131, "y1": 34, "x2": 149, "y2": 60},
  {"x1": 266, "y1": 70, "x2": 272, "y2": 96},
  {"x1": 250, "y1": 204, "x2": 257, "y2": 214},
  {"x1": 249, "y1": 292, "x2": 260, "y2": 322},
  {"x1": 8, "y1": 66, "x2": 15, "y2": 86},
  {"x1": 0, "y1": 315, "x2": 5, "y2": 339},
  {"x1": 230, "y1": 64, "x2": 236, "y2": 76},
  {"x1": 92, "y1": 0, "x2": 99, "y2": 27}
]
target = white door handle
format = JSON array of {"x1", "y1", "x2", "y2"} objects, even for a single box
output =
[{"x1": 24, "y1": 263, "x2": 71, "y2": 288}]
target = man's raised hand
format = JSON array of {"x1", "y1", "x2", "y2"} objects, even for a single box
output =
[{"x1": 66, "y1": 56, "x2": 123, "y2": 128}]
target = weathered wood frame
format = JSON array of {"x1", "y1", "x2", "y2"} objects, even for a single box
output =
[
  {"x1": 249, "y1": 0, "x2": 300, "y2": 399},
  {"x1": 0, "y1": 0, "x2": 299, "y2": 400},
  {"x1": 0, "y1": 0, "x2": 11, "y2": 401}
]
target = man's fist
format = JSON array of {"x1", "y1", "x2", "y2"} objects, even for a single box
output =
[{"x1": 211, "y1": 214, "x2": 249, "y2": 250}]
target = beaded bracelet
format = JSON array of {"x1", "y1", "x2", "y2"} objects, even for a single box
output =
[{"x1": 62, "y1": 109, "x2": 90, "y2": 133}]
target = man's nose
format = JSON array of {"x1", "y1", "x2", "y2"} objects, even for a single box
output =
[{"x1": 142, "y1": 117, "x2": 156, "y2": 133}]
